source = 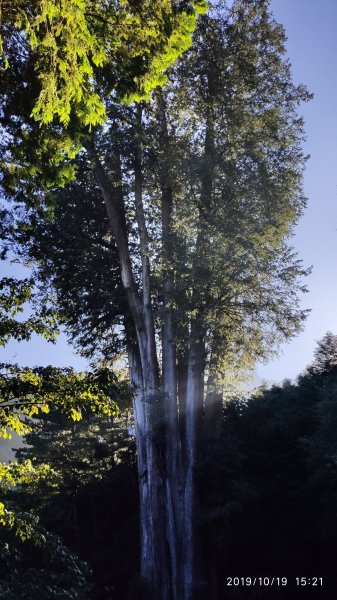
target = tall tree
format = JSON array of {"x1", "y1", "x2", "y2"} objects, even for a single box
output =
[{"x1": 1, "y1": 1, "x2": 311, "y2": 597}]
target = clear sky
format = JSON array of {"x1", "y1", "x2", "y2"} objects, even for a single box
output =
[
  {"x1": 256, "y1": 0, "x2": 337, "y2": 384},
  {"x1": 1, "y1": 0, "x2": 337, "y2": 384}
]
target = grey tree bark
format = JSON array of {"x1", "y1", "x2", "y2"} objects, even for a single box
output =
[{"x1": 86, "y1": 90, "x2": 217, "y2": 599}]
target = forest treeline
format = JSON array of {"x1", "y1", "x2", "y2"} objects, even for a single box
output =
[{"x1": 1, "y1": 332, "x2": 337, "y2": 600}]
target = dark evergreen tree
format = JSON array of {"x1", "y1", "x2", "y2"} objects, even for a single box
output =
[
  {"x1": 0, "y1": 529, "x2": 91, "y2": 600},
  {"x1": 305, "y1": 331, "x2": 337, "y2": 377},
  {"x1": 196, "y1": 334, "x2": 337, "y2": 599}
]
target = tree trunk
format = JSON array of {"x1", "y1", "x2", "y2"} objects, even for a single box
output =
[
  {"x1": 89, "y1": 108, "x2": 208, "y2": 597},
  {"x1": 157, "y1": 91, "x2": 186, "y2": 600},
  {"x1": 89, "y1": 140, "x2": 170, "y2": 598},
  {"x1": 184, "y1": 322, "x2": 206, "y2": 599},
  {"x1": 204, "y1": 372, "x2": 223, "y2": 440}
]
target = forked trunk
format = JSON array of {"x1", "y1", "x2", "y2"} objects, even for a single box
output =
[
  {"x1": 91, "y1": 116, "x2": 207, "y2": 599},
  {"x1": 129, "y1": 325, "x2": 205, "y2": 600}
]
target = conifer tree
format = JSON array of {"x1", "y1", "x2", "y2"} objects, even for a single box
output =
[
  {"x1": 0, "y1": 0, "x2": 207, "y2": 127},
  {"x1": 0, "y1": 1, "x2": 311, "y2": 597},
  {"x1": 306, "y1": 331, "x2": 337, "y2": 376}
]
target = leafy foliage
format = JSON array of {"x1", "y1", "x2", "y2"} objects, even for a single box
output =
[
  {"x1": 3, "y1": 163, "x2": 127, "y2": 359},
  {"x1": 0, "y1": 276, "x2": 59, "y2": 346},
  {"x1": 8, "y1": 409, "x2": 138, "y2": 600},
  {"x1": 0, "y1": 459, "x2": 58, "y2": 493},
  {"x1": 0, "y1": 362, "x2": 129, "y2": 550},
  {"x1": 0, "y1": 459, "x2": 58, "y2": 541},
  {"x1": 0, "y1": 529, "x2": 91, "y2": 599},
  {"x1": 0, "y1": 283, "x2": 131, "y2": 545},
  {"x1": 1, "y1": 0, "x2": 208, "y2": 127},
  {"x1": 0, "y1": 363, "x2": 128, "y2": 439}
]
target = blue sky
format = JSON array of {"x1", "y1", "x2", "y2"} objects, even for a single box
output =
[
  {"x1": 1, "y1": 0, "x2": 337, "y2": 384},
  {"x1": 256, "y1": 0, "x2": 337, "y2": 383}
]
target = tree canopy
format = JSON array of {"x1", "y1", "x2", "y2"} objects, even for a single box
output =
[
  {"x1": 0, "y1": 0, "x2": 208, "y2": 126},
  {"x1": 1, "y1": 0, "x2": 311, "y2": 377}
]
